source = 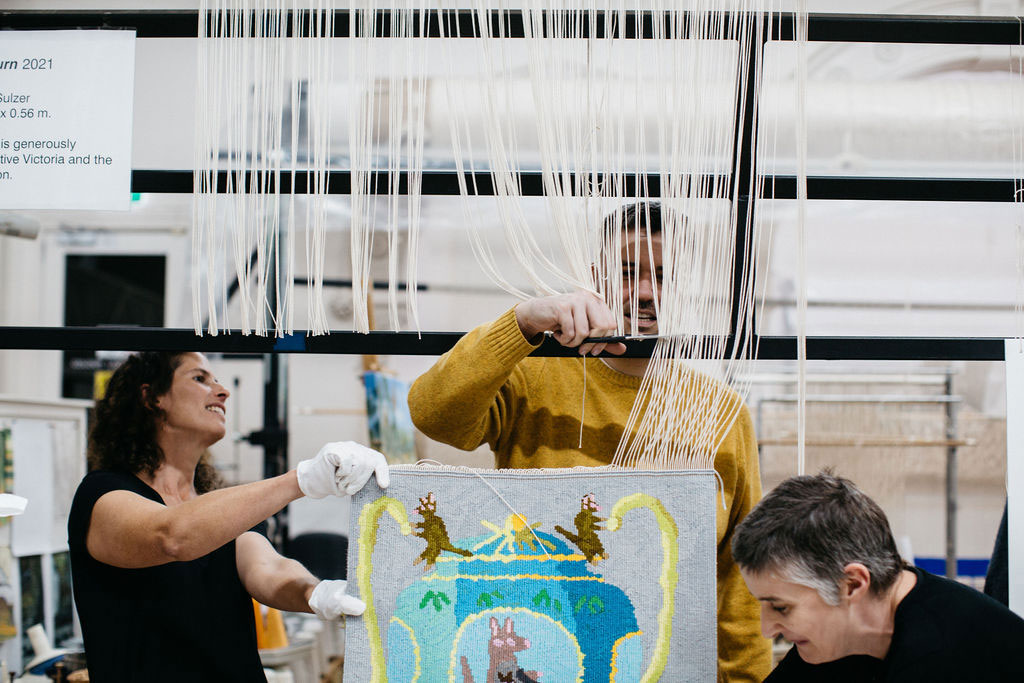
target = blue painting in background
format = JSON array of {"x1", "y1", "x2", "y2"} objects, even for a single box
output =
[{"x1": 363, "y1": 371, "x2": 417, "y2": 464}]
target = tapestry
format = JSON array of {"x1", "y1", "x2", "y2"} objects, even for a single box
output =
[{"x1": 344, "y1": 466, "x2": 717, "y2": 682}]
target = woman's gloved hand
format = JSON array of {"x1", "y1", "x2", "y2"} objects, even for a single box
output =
[
  {"x1": 296, "y1": 441, "x2": 389, "y2": 498},
  {"x1": 308, "y1": 579, "x2": 365, "y2": 619}
]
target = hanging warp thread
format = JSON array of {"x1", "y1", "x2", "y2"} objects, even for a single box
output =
[
  {"x1": 436, "y1": 0, "x2": 795, "y2": 471},
  {"x1": 1014, "y1": 18, "x2": 1024, "y2": 346},
  {"x1": 347, "y1": 0, "x2": 430, "y2": 333},
  {"x1": 794, "y1": 0, "x2": 809, "y2": 475},
  {"x1": 195, "y1": 0, "x2": 807, "y2": 470},
  {"x1": 194, "y1": 0, "x2": 334, "y2": 336}
]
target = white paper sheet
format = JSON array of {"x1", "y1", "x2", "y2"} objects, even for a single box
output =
[
  {"x1": 9, "y1": 418, "x2": 81, "y2": 557},
  {"x1": 0, "y1": 30, "x2": 135, "y2": 210}
]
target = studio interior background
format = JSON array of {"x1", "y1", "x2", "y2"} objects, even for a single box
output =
[{"x1": 0, "y1": 0, "x2": 1021, "y2": 677}]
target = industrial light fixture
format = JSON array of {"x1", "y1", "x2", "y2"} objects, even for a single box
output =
[{"x1": 0, "y1": 212, "x2": 40, "y2": 240}]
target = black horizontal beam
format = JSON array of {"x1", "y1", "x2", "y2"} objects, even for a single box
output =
[
  {"x1": 142, "y1": 169, "x2": 673, "y2": 197},
  {"x1": 755, "y1": 337, "x2": 1006, "y2": 361},
  {"x1": 770, "y1": 176, "x2": 1018, "y2": 203},
  {"x1": 0, "y1": 327, "x2": 1007, "y2": 361},
  {"x1": 140, "y1": 169, "x2": 1020, "y2": 202},
  {"x1": 0, "y1": 10, "x2": 198, "y2": 37},
  {"x1": 796, "y1": 13, "x2": 1024, "y2": 45},
  {"x1": 2, "y1": 11, "x2": 1022, "y2": 45},
  {"x1": 316, "y1": 279, "x2": 428, "y2": 292}
]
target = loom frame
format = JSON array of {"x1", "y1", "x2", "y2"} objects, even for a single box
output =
[
  {"x1": 1, "y1": 9, "x2": 1018, "y2": 360},
  {"x1": 0, "y1": 8, "x2": 1018, "y2": 563}
]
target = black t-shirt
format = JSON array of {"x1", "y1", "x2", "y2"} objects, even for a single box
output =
[
  {"x1": 68, "y1": 470, "x2": 267, "y2": 683},
  {"x1": 766, "y1": 567, "x2": 1024, "y2": 682}
]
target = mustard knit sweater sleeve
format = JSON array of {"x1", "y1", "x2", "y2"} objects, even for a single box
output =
[{"x1": 408, "y1": 307, "x2": 537, "y2": 452}]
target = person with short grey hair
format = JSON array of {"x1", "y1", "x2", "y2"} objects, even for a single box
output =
[{"x1": 733, "y1": 471, "x2": 1024, "y2": 682}]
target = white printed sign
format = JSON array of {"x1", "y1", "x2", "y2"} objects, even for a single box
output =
[
  {"x1": 1006, "y1": 339, "x2": 1023, "y2": 616},
  {"x1": 0, "y1": 30, "x2": 135, "y2": 211}
]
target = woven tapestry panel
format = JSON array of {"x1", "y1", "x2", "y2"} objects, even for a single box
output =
[{"x1": 343, "y1": 466, "x2": 717, "y2": 682}]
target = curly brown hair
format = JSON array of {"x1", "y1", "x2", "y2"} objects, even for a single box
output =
[{"x1": 88, "y1": 351, "x2": 223, "y2": 494}]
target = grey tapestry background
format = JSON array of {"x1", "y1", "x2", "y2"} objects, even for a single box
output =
[{"x1": 344, "y1": 466, "x2": 717, "y2": 682}]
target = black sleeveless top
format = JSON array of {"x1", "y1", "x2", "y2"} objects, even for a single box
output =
[{"x1": 68, "y1": 470, "x2": 267, "y2": 683}]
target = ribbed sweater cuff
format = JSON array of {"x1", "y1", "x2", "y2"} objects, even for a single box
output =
[{"x1": 486, "y1": 307, "x2": 541, "y2": 366}]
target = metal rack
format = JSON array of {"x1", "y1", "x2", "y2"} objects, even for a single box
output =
[{"x1": 754, "y1": 370, "x2": 965, "y2": 579}]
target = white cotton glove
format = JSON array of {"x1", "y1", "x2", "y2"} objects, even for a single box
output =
[
  {"x1": 308, "y1": 579, "x2": 365, "y2": 619},
  {"x1": 296, "y1": 441, "x2": 390, "y2": 499}
]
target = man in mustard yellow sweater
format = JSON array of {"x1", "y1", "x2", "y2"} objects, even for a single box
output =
[{"x1": 408, "y1": 202, "x2": 771, "y2": 682}]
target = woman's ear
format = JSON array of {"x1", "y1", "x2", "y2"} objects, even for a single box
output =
[
  {"x1": 842, "y1": 563, "x2": 872, "y2": 602},
  {"x1": 140, "y1": 384, "x2": 157, "y2": 410}
]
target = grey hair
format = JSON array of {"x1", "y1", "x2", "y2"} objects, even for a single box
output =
[{"x1": 732, "y1": 471, "x2": 906, "y2": 605}]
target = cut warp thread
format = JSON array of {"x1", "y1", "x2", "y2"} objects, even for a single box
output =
[
  {"x1": 194, "y1": 0, "x2": 806, "y2": 470},
  {"x1": 348, "y1": 0, "x2": 430, "y2": 334},
  {"x1": 794, "y1": 0, "x2": 809, "y2": 475},
  {"x1": 1015, "y1": 19, "x2": 1024, "y2": 346},
  {"x1": 442, "y1": 2, "x2": 795, "y2": 472},
  {"x1": 580, "y1": 356, "x2": 587, "y2": 449},
  {"x1": 194, "y1": 0, "x2": 335, "y2": 336}
]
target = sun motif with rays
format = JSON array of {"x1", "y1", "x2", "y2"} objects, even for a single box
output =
[{"x1": 472, "y1": 514, "x2": 558, "y2": 555}]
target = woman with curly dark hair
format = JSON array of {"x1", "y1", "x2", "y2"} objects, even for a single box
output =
[{"x1": 68, "y1": 351, "x2": 389, "y2": 682}]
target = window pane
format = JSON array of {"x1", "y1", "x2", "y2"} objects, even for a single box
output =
[
  {"x1": 760, "y1": 41, "x2": 1024, "y2": 178},
  {"x1": 757, "y1": 200, "x2": 1020, "y2": 337}
]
